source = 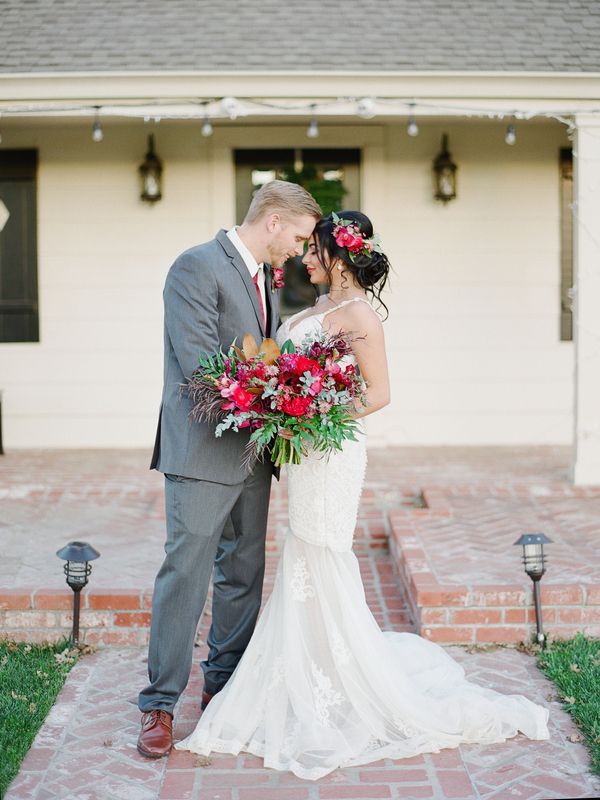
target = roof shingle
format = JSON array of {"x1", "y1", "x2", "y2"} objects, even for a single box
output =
[{"x1": 1, "y1": 0, "x2": 599, "y2": 73}]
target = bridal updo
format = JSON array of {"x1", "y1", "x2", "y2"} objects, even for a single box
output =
[{"x1": 312, "y1": 210, "x2": 390, "y2": 318}]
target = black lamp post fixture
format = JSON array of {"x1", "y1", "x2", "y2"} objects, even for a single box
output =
[
  {"x1": 56, "y1": 541, "x2": 100, "y2": 645},
  {"x1": 433, "y1": 133, "x2": 457, "y2": 203},
  {"x1": 513, "y1": 532, "x2": 552, "y2": 647},
  {"x1": 139, "y1": 134, "x2": 163, "y2": 203}
]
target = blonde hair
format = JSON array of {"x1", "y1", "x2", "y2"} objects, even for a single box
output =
[{"x1": 244, "y1": 179, "x2": 322, "y2": 224}]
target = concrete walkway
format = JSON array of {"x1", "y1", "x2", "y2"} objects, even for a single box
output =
[{"x1": 2, "y1": 447, "x2": 600, "y2": 798}]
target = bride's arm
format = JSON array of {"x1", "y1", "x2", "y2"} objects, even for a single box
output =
[{"x1": 323, "y1": 304, "x2": 391, "y2": 419}]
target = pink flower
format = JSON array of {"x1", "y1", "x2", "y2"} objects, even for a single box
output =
[
  {"x1": 334, "y1": 223, "x2": 365, "y2": 254},
  {"x1": 306, "y1": 376, "x2": 323, "y2": 396},
  {"x1": 232, "y1": 386, "x2": 255, "y2": 411},
  {"x1": 218, "y1": 378, "x2": 238, "y2": 398},
  {"x1": 335, "y1": 229, "x2": 357, "y2": 249},
  {"x1": 271, "y1": 266, "x2": 285, "y2": 290},
  {"x1": 323, "y1": 355, "x2": 342, "y2": 377}
]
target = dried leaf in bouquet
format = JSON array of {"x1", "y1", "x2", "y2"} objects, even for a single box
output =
[
  {"x1": 258, "y1": 338, "x2": 280, "y2": 365},
  {"x1": 242, "y1": 334, "x2": 259, "y2": 359}
]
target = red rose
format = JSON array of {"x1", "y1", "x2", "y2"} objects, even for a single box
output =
[
  {"x1": 281, "y1": 395, "x2": 313, "y2": 417},
  {"x1": 347, "y1": 234, "x2": 364, "y2": 252},
  {"x1": 292, "y1": 355, "x2": 321, "y2": 376}
]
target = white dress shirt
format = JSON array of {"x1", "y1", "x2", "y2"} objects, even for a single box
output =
[{"x1": 226, "y1": 227, "x2": 267, "y2": 322}]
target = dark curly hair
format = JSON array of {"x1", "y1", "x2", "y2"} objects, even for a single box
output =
[{"x1": 312, "y1": 210, "x2": 390, "y2": 319}]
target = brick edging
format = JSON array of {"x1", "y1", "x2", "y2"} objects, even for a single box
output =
[
  {"x1": 0, "y1": 587, "x2": 154, "y2": 645},
  {"x1": 388, "y1": 506, "x2": 600, "y2": 645}
]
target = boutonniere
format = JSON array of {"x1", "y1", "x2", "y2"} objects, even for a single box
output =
[{"x1": 271, "y1": 265, "x2": 285, "y2": 291}]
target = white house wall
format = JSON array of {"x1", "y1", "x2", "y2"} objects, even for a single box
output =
[{"x1": 0, "y1": 119, "x2": 572, "y2": 448}]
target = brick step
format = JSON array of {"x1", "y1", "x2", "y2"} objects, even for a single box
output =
[{"x1": 388, "y1": 507, "x2": 600, "y2": 645}]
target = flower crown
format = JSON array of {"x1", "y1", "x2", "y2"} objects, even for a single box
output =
[{"x1": 331, "y1": 212, "x2": 382, "y2": 263}]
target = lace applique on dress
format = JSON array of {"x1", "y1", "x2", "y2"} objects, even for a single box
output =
[
  {"x1": 393, "y1": 713, "x2": 418, "y2": 738},
  {"x1": 364, "y1": 736, "x2": 387, "y2": 753},
  {"x1": 331, "y1": 628, "x2": 351, "y2": 666},
  {"x1": 290, "y1": 556, "x2": 315, "y2": 601},
  {"x1": 311, "y1": 661, "x2": 344, "y2": 726}
]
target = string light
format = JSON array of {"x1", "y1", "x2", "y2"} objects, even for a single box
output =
[
  {"x1": 407, "y1": 103, "x2": 419, "y2": 137},
  {"x1": 307, "y1": 105, "x2": 319, "y2": 138},
  {"x1": 91, "y1": 106, "x2": 103, "y2": 142},
  {"x1": 357, "y1": 97, "x2": 376, "y2": 119},
  {"x1": 505, "y1": 124, "x2": 516, "y2": 145},
  {"x1": 201, "y1": 114, "x2": 213, "y2": 137},
  {"x1": 220, "y1": 96, "x2": 240, "y2": 120},
  {"x1": 2, "y1": 96, "x2": 600, "y2": 130}
]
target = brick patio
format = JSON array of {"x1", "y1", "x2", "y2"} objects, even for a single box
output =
[
  {"x1": 1, "y1": 446, "x2": 599, "y2": 646},
  {"x1": 2, "y1": 447, "x2": 600, "y2": 798},
  {"x1": 6, "y1": 631, "x2": 600, "y2": 800}
]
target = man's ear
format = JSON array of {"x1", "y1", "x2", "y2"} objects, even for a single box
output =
[{"x1": 266, "y1": 212, "x2": 281, "y2": 233}]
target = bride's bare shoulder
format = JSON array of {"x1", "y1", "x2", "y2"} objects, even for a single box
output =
[{"x1": 329, "y1": 298, "x2": 383, "y2": 332}]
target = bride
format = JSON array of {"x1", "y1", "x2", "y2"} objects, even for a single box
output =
[{"x1": 176, "y1": 211, "x2": 550, "y2": 780}]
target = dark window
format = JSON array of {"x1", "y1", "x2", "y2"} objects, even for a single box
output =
[
  {"x1": 559, "y1": 148, "x2": 573, "y2": 342},
  {"x1": 0, "y1": 150, "x2": 39, "y2": 343}
]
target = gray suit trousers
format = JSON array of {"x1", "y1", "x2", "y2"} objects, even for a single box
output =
[{"x1": 138, "y1": 459, "x2": 272, "y2": 713}]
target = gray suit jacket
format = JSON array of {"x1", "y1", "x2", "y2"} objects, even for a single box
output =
[{"x1": 151, "y1": 230, "x2": 282, "y2": 484}]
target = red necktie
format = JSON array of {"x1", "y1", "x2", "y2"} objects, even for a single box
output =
[{"x1": 252, "y1": 269, "x2": 266, "y2": 331}]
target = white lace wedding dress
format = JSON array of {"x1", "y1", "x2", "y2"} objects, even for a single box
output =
[{"x1": 176, "y1": 297, "x2": 550, "y2": 780}]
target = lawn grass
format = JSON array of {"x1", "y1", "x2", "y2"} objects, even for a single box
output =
[
  {"x1": 537, "y1": 633, "x2": 600, "y2": 775},
  {"x1": 0, "y1": 639, "x2": 79, "y2": 798}
]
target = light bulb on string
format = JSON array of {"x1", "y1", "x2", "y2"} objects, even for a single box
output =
[
  {"x1": 220, "y1": 96, "x2": 240, "y2": 120},
  {"x1": 505, "y1": 124, "x2": 516, "y2": 145},
  {"x1": 307, "y1": 106, "x2": 319, "y2": 139},
  {"x1": 407, "y1": 116, "x2": 419, "y2": 137},
  {"x1": 407, "y1": 103, "x2": 419, "y2": 137},
  {"x1": 357, "y1": 98, "x2": 376, "y2": 119},
  {"x1": 201, "y1": 115, "x2": 213, "y2": 137},
  {"x1": 91, "y1": 106, "x2": 103, "y2": 142}
]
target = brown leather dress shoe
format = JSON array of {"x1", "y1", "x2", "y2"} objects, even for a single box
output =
[
  {"x1": 201, "y1": 689, "x2": 213, "y2": 711},
  {"x1": 137, "y1": 709, "x2": 173, "y2": 758}
]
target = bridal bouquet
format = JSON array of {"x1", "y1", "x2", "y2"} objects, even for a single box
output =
[{"x1": 185, "y1": 331, "x2": 367, "y2": 466}]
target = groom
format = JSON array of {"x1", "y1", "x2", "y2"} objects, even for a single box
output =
[{"x1": 137, "y1": 180, "x2": 321, "y2": 758}]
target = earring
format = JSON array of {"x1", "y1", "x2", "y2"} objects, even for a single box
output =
[{"x1": 337, "y1": 264, "x2": 343, "y2": 271}]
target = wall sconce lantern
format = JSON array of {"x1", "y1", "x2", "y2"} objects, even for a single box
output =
[
  {"x1": 514, "y1": 532, "x2": 552, "y2": 647},
  {"x1": 433, "y1": 133, "x2": 457, "y2": 203},
  {"x1": 56, "y1": 541, "x2": 100, "y2": 644},
  {"x1": 139, "y1": 134, "x2": 163, "y2": 203}
]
